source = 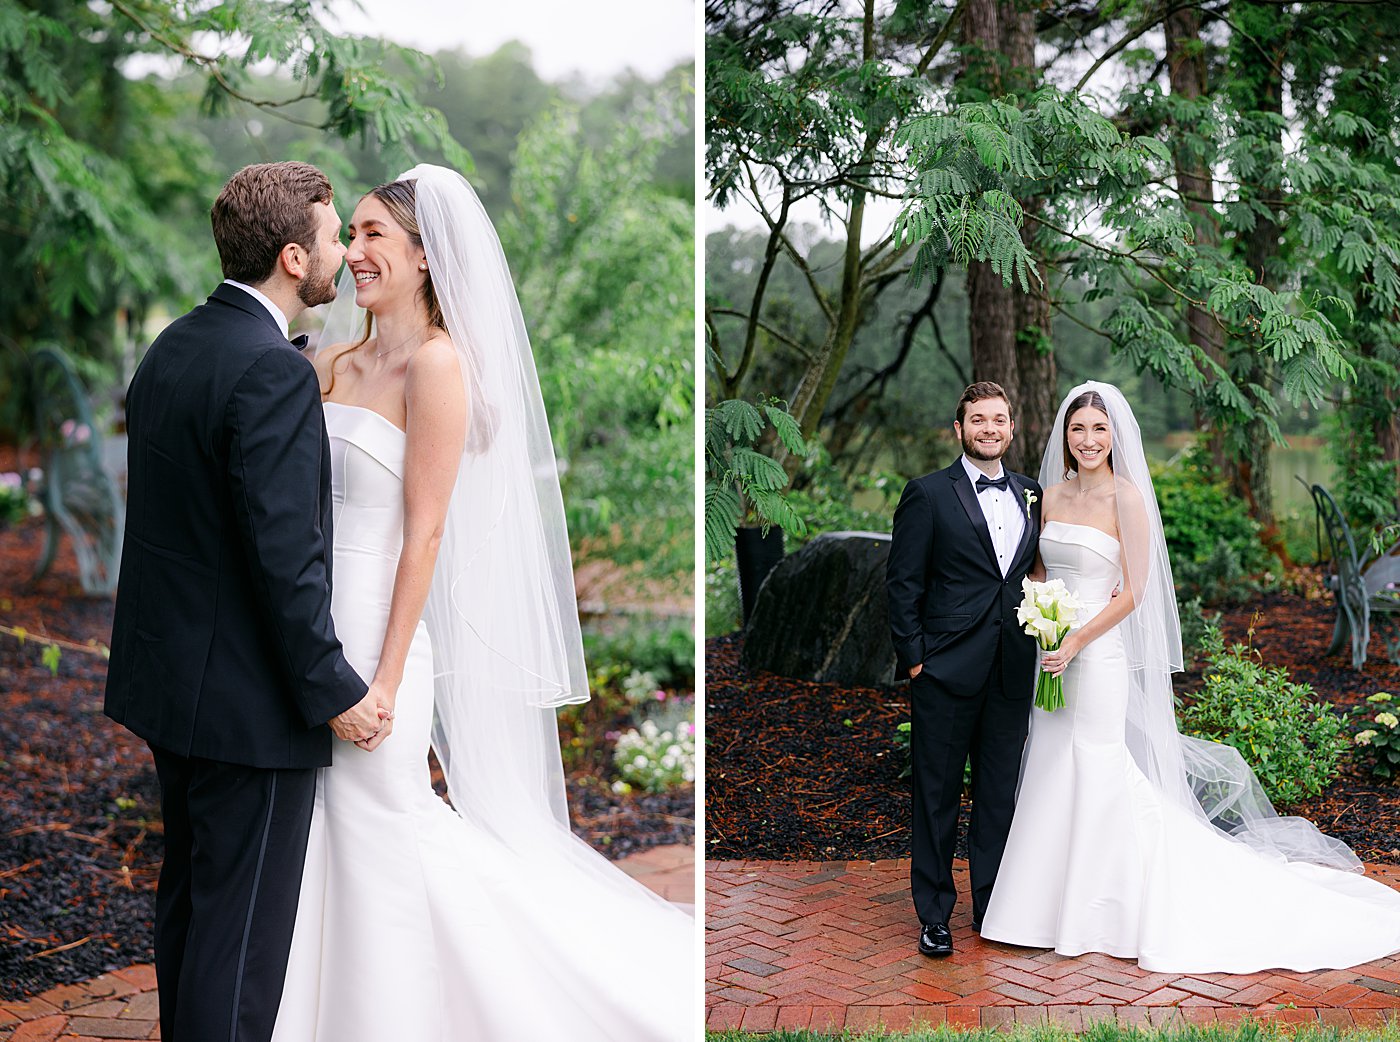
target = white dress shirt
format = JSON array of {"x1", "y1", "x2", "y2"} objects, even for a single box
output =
[
  {"x1": 962, "y1": 454, "x2": 1025, "y2": 577},
  {"x1": 223, "y1": 279, "x2": 291, "y2": 340}
]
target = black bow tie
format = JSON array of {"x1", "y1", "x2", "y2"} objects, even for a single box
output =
[
  {"x1": 975, "y1": 473, "x2": 1009, "y2": 493},
  {"x1": 289, "y1": 334, "x2": 310, "y2": 350}
]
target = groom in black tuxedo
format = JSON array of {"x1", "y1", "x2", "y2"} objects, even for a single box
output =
[
  {"x1": 885, "y1": 381, "x2": 1041, "y2": 956},
  {"x1": 106, "y1": 162, "x2": 390, "y2": 1042}
]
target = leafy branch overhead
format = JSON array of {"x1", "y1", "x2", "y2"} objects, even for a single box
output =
[
  {"x1": 706, "y1": 0, "x2": 1400, "y2": 539},
  {"x1": 0, "y1": 0, "x2": 470, "y2": 336},
  {"x1": 705, "y1": 398, "x2": 809, "y2": 562},
  {"x1": 893, "y1": 87, "x2": 1353, "y2": 431}
]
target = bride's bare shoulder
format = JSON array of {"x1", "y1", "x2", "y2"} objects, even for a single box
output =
[
  {"x1": 406, "y1": 332, "x2": 461, "y2": 380},
  {"x1": 1043, "y1": 479, "x2": 1070, "y2": 508},
  {"x1": 312, "y1": 340, "x2": 359, "y2": 386}
]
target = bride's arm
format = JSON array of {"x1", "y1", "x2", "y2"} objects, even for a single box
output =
[
  {"x1": 1040, "y1": 481, "x2": 1149, "y2": 676},
  {"x1": 362, "y1": 337, "x2": 467, "y2": 746}
]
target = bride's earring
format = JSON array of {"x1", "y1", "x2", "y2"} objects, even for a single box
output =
[{"x1": 419, "y1": 262, "x2": 428, "y2": 271}]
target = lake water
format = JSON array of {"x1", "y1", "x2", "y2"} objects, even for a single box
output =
[{"x1": 1144, "y1": 434, "x2": 1335, "y2": 517}]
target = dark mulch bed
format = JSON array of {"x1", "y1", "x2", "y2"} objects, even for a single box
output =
[
  {"x1": 0, "y1": 493, "x2": 692, "y2": 1000},
  {"x1": 706, "y1": 585, "x2": 1400, "y2": 866}
]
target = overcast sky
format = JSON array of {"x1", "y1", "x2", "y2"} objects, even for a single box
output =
[{"x1": 329, "y1": 0, "x2": 695, "y2": 83}]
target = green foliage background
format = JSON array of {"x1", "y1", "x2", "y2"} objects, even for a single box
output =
[{"x1": 2, "y1": 0, "x2": 695, "y2": 599}]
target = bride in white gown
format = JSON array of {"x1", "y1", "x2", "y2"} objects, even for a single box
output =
[
  {"x1": 269, "y1": 165, "x2": 694, "y2": 1041},
  {"x1": 981, "y1": 381, "x2": 1400, "y2": 973}
]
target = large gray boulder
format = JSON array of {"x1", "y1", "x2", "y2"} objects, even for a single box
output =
[{"x1": 742, "y1": 531, "x2": 897, "y2": 686}]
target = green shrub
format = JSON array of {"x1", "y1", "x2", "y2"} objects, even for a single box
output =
[
  {"x1": 786, "y1": 448, "x2": 898, "y2": 544},
  {"x1": 706, "y1": 559, "x2": 742, "y2": 637},
  {"x1": 1153, "y1": 449, "x2": 1272, "y2": 604},
  {"x1": 0, "y1": 472, "x2": 29, "y2": 525},
  {"x1": 1176, "y1": 595, "x2": 1221, "y2": 672},
  {"x1": 583, "y1": 616, "x2": 695, "y2": 689},
  {"x1": 1178, "y1": 625, "x2": 1346, "y2": 806},
  {"x1": 1350, "y1": 691, "x2": 1400, "y2": 781}
]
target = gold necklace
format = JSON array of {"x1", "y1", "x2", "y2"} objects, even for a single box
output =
[{"x1": 373, "y1": 327, "x2": 428, "y2": 360}]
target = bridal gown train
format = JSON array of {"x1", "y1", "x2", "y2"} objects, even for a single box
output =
[
  {"x1": 980, "y1": 520, "x2": 1400, "y2": 973},
  {"x1": 270, "y1": 403, "x2": 694, "y2": 1041}
]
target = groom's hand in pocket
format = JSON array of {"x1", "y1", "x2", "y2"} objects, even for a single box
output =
[
  {"x1": 909, "y1": 664, "x2": 923, "y2": 679},
  {"x1": 330, "y1": 690, "x2": 383, "y2": 744}
]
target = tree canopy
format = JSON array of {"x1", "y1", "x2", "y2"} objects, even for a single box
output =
[{"x1": 706, "y1": 0, "x2": 1400, "y2": 551}]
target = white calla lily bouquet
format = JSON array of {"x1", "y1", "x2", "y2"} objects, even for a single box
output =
[{"x1": 1015, "y1": 577, "x2": 1082, "y2": 711}]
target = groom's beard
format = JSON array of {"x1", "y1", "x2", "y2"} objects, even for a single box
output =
[
  {"x1": 962, "y1": 430, "x2": 1010, "y2": 462},
  {"x1": 298, "y1": 252, "x2": 338, "y2": 308}
]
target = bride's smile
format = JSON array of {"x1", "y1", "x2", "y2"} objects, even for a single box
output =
[{"x1": 345, "y1": 195, "x2": 428, "y2": 314}]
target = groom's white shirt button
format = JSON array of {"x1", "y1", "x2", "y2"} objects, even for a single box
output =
[
  {"x1": 962, "y1": 454, "x2": 1024, "y2": 577},
  {"x1": 223, "y1": 279, "x2": 291, "y2": 340}
]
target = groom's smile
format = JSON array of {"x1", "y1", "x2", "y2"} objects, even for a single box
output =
[{"x1": 954, "y1": 396, "x2": 1014, "y2": 463}]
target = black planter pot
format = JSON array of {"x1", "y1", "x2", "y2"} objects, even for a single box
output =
[{"x1": 735, "y1": 525, "x2": 785, "y2": 625}]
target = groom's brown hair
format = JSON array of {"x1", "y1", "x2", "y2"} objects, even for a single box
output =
[
  {"x1": 956, "y1": 381, "x2": 1013, "y2": 425},
  {"x1": 211, "y1": 161, "x2": 333, "y2": 285}
]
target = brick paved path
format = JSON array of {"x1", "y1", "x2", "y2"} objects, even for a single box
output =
[
  {"x1": 707, "y1": 858, "x2": 1400, "y2": 1034},
  {"x1": 0, "y1": 844, "x2": 694, "y2": 1041}
]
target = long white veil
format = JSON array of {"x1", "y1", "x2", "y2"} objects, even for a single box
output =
[
  {"x1": 318, "y1": 166, "x2": 682, "y2": 889},
  {"x1": 1040, "y1": 381, "x2": 1360, "y2": 872},
  {"x1": 315, "y1": 166, "x2": 694, "y2": 1039}
]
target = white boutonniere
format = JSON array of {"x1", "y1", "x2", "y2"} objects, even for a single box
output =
[{"x1": 1023, "y1": 488, "x2": 1038, "y2": 519}]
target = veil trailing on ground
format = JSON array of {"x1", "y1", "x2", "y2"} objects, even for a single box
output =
[
  {"x1": 316, "y1": 167, "x2": 654, "y2": 880},
  {"x1": 1039, "y1": 381, "x2": 1360, "y2": 873}
]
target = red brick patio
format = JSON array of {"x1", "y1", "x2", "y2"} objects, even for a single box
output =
[
  {"x1": 0, "y1": 843, "x2": 694, "y2": 1041},
  {"x1": 706, "y1": 857, "x2": 1400, "y2": 1034}
]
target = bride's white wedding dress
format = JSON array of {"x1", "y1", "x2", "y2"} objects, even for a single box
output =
[
  {"x1": 981, "y1": 519, "x2": 1400, "y2": 973},
  {"x1": 270, "y1": 402, "x2": 693, "y2": 1041}
]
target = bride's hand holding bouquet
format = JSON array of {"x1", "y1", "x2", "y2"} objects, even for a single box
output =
[{"x1": 1016, "y1": 577, "x2": 1082, "y2": 710}]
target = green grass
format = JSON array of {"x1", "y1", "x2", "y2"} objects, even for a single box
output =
[{"x1": 707, "y1": 1024, "x2": 1400, "y2": 1042}]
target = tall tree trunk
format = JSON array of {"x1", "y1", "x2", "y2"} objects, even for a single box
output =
[
  {"x1": 1003, "y1": 2, "x2": 1054, "y2": 478},
  {"x1": 961, "y1": 0, "x2": 1022, "y2": 459},
  {"x1": 1164, "y1": 6, "x2": 1228, "y2": 473},
  {"x1": 1230, "y1": 2, "x2": 1289, "y2": 556},
  {"x1": 781, "y1": 0, "x2": 880, "y2": 464}
]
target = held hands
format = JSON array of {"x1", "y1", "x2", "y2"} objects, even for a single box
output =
[
  {"x1": 328, "y1": 680, "x2": 396, "y2": 750},
  {"x1": 355, "y1": 678, "x2": 398, "y2": 751},
  {"x1": 329, "y1": 689, "x2": 382, "y2": 744}
]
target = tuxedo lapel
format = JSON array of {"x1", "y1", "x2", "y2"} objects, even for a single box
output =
[
  {"x1": 949, "y1": 464, "x2": 999, "y2": 570},
  {"x1": 1006, "y1": 472, "x2": 1036, "y2": 567}
]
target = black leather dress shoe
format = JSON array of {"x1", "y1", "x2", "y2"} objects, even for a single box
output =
[
  {"x1": 971, "y1": 917, "x2": 983, "y2": 933},
  {"x1": 918, "y1": 921, "x2": 953, "y2": 957}
]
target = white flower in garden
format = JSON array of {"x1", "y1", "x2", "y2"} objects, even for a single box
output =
[
  {"x1": 633, "y1": 755, "x2": 648, "y2": 768},
  {"x1": 1356, "y1": 730, "x2": 1378, "y2": 747},
  {"x1": 1376, "y1": 712, "x2": 1399, "y2": 729},
  {"x1": 0, "y1": 472, "x2": 20, "y2": 489},
  {"x1": 1368, "y1": 692, "x2": 1393, "y2": 704}
]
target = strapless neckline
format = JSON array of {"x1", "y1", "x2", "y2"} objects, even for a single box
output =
[{"x1": 324, "y1": 400, "x2": 406, "y2": 436}]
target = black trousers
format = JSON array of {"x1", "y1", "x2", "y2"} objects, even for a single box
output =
[
  {"x1": 150, "y1": 744, "x2": 317, "y2": 1042},
  {"x1": 909, "y1": 657, "x2": 1030, "y2": 927}
]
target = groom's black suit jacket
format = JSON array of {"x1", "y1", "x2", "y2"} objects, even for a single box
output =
[
  {"x1": 886, "y1": 460, "x2": 1042, "y2": 693},
  {"x1": 105, "y1": 283, "x2": 367, "y2": 769}
]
